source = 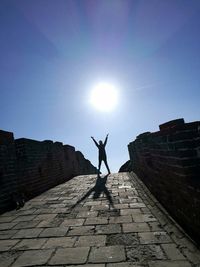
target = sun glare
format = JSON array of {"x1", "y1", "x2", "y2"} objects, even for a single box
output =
[{"x1": 90, "y1": 82, "x2": 119, "y2": 112}]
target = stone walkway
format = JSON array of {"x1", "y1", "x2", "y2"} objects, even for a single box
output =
[{"x1": 0, "y1": 172, "x2": 200, "y2": 267}]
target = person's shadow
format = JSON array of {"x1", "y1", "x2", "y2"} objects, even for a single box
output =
[{"x1": 71, "y1": 174, "x2": 114, "y2": 209}]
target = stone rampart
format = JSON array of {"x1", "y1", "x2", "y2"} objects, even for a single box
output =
[
  {"x1": 0, "y1": 130, "x2": 97, "y2": 213},
  {"x1": 128, "y1": 118, "x2": 200, "y2": 244}
]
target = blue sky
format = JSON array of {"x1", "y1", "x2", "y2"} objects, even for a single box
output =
[{"x1": 1, "y1": 0, "x2": 200, "y2": 172}]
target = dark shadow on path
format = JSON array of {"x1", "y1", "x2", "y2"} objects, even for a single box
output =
[{"x1": 71, "y1": 174, "x2": 115, "y2": 209}]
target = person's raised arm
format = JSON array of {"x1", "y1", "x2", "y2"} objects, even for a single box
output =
[
  {"x1": 91, "y1": 136, "x2": 99, "y2": 147},
  {"x1": 104, "y1": 134, "x2": 109, "y2": 146}
]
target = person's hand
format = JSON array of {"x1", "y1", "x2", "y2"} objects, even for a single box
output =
[
  {"x1": 91, "y1": 136, "x2": 94, "y2": 139},
  {"x1": 107, "y1": 134, "x2": 109, "y2": 137}
]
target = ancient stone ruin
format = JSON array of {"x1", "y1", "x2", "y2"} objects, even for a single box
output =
[
  {"x1": 127, "y1": 118, "x2": 200, "y2": 244},
  {"x1": 0, "y1": 130, "x2": 97, "y2": 214}
]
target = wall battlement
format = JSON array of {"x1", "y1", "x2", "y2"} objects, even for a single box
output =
[
  {"x1": 0, "y1": 130, "x2": 97, "y2": 214},
  {"x1": 128, "y1": 118, "x2": 200, "y2": 244}
]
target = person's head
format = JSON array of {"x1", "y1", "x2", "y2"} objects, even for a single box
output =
[{"x1": 99, "y1": 140, "x2": 103, "y2": 145}]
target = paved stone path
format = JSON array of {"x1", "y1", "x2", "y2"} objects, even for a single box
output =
[{"x1": 0, "y1": 172, "x2": 200, "y2": 267}]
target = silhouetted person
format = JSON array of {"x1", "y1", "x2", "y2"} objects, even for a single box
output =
[{"x1": 91, "y1": 134, "x2": 111, "y2": 174}]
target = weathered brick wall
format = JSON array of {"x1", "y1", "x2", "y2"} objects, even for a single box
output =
[
  {"x1": 128, "y1": 119, "x2": 200, "y2": 244},
  {"x1": 0, "y1": 131, "x2": 18, "y2": 212},
  {"x1": 0, "y1": 130, "x2": 97, "y2": 213}
]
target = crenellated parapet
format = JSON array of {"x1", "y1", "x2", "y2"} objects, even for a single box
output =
[
  {"x1": 127, "y1": 118, "x2": 200, "y2": 244},
  {"x1": 0, "y1": 130, "x2": 97, "y2": 213}
]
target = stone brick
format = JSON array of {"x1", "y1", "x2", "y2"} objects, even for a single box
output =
[
  {"x1": 75, "y1": 235, "x2": 106, "y2": 247},
  {"x1": 76, "y1": 211, "x2": 98, "y2": 218},
  {"x1": 161, "y1": 243, "x2": 186, "y2": 260},
  {"x1": 0, "y1": 230, "x2": 18, "y2": 239},
  {"x1": 148, "y1": 261, "x2": 192, "y2": 267},
  {"x1": 138, "y1": 231, "x2": 172, "y2": 244},
  {"x1": 122, "y1": 222, "x2": 150, "y2": 233},
  {"x1": 106, "y1": 233, "x2": 139, "y2": 246},
  {"x1": 60, "y1": 218, "x2": 85, "y2": 227},
  {"x1": 127, "y1": 119, "x2": 200, "y2": 244},
  {"x1": 12, "y1": 228, "x2": 43, "y2": 239},
  {"x1": 13, "y1": 215, "x2": 37, "y2": 222},
  {"x1": 67, "y1": 225, "x2": 96, "y2": 236},
  {"x1": 126, "y1": 244, "x2": 167, "y2": 263},
  {"x1": 13, "y1": 238, "x2": 47, "y2": 250},
  {"x1": 0, "y1": 239, "x2": 19, "y2": 251},
  {"x1": 120, "y1": 209, "x2": 142, "y2": 216},
  {"x1": 12, "y1": 249, "x2": 54, "y2": 267},
  {"x1": 107, "y1": 263, "x2": 144, "y2": 267},
  {"x1": 133, "y1": 214, "x2": 157, "y2": 223},
  {"x1": 42, "y1": 236, "x2": 76, "y2": 248},
  {"x1": 49, "y1": 247, "x2": 90, "y2": 265},
  {"x1": 39, "y1": 227, "x2": 69, "y2": 237},
  {"x1": 89, "y1": 246, "x2": 126, "y2": 263},
  {"x1": 0, "y1": 251, "x2": 21, "y2": 267},
  {"x1": 13, "y1": 220, "x2": 41, "y2": 229},
  {"x1": 67, "y1": 265, "x2": 105, "y2": 267},
  {"x1": 85, "y1": 217, "x2": 108, "y2": 225},
  {"x1": 109, "y1": 215, "x2": 132, "y2": 224},
  {"x1": 95, "y1": 224, "x2": 121, "y2": 234},
  {"x1": 0, "y1": 222, "x2": 17, "y2": 230}
]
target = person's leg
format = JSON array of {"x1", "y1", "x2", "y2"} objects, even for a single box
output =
[
  {"x1": 98, "y1": 158, "x2": 102, "y2": 174},
  {"x1": 104, "y1": 158, "x2": 110, "y2": 174}
]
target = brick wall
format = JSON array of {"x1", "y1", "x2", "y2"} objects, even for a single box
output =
[
  {"x1": 0, "y1": 130, "x2": 97, "y2": 214},
  {"x1": 0, "y1": 131, "x2": 18, "y2": 212},
  {"x1": 128, "y1": 118, "x2": 200, "y2": 244}
]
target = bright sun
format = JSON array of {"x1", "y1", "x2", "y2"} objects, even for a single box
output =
[{"x1": 89, "y1": 82, "x2": 119, "y2": 112}]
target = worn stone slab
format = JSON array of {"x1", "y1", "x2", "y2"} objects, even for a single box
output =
[
  {"x1": 13, "y1": 238, "x2": 47, "y2": 250},
  {"x1": 126, "y1": 244, "x2": 167, "y2": 263},
  {"x1": 109, "y1": 215, "x2": 132, "y2": 224},
  {"x1": 85, "y1": 217, "x2": 108, "y2": 225},
  {"x1": 12, "y1": 249, "x2": 54, "y2": 267},
  {"x1": 95, "y1": 224, "x2": 121, "y2": 234},
  {"x1": 0, "y1": 239, "x2": 19, "y2": 251},
  {"x1": 114, "y1": 204, "x2": 129, "y2": 209},
  {"x1": 0, "y1": 230, "x2": 18, "y2": 239},
  {"x1": 120, "y1": 209, "x2": 142, "y2": 216},
  {"x1": 161, "y1": 243, "x2": 186, "y2": 260},
  {"x1": 0, "y1": 216, "x2": 16, "y2": 223},
  {"x1": 13, "y1": 215, "x2": 37, "y2": 222},
  {"x1": 11, "y1": 228, "x2": 43, "y2": 239},
  {"x1": 39, "y1": 227, "x2": 69, "y2": 237},
  {"x1": 0, "y1": 172, "x2": 199, "y2": 267},
  {"x1": 13, "y1": 220, "x2": 41, "y2": 229},
  {"x1": 60, "y1": 218, "x2": 85, "y2": 227},
  {"x1": 36, "y1": 218, "x2": 64, "y2": 228},
  {"x1": 0, "y1": 222, "x2": 17, "y2": 230},
  {"x1": 42, "y1": 236, "x2": 76, "y2": 248},
  {"x1": 90, "y1": 204, "x2": 109, "y2": 211},
  {"x1": 76, "y1": 211, "x2": 98, "y2": 218},
  {"x1": 138, "y1": 231, "x2": 172, "y2": 244},
  {"x1": 0, "y1": 251, "x2": 22, "y2": 267},
  {"x1": 75, "y1": 235, "x2": 106, "y2": 247},
  {"x1": 89, "y1": 246, "x2": 126, "y2": 263},
  {"x1": 106, "y1": 233, "x2": 139, "y2": 246},
  {"x1": 123, "y1": 222, "x2": 150, "y2": 233},
  {"x1": 148, "y1": 221, "x2": 163, "y2": 231},
  {"x1": 148, "y1": 261, "x2": 192, "y2": 267},
  {"x1": 67, "y1": 225, "x2": 96, "y2": 236},
  {"x1": 132, "y1": 214, "x2": 157, "y2": 223},
  {"x1": 108, "y1": 263, "x2": 144, "y2": 267},
  {"x1": 129, "y1": 202, "x2": 146, "y2": 208},
  {"x1": 34, "y1": 214, "x2": 57, "y2": 221},
  {"x1": 49, "y1": 247, "x2": 90, "y2": 265}
]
